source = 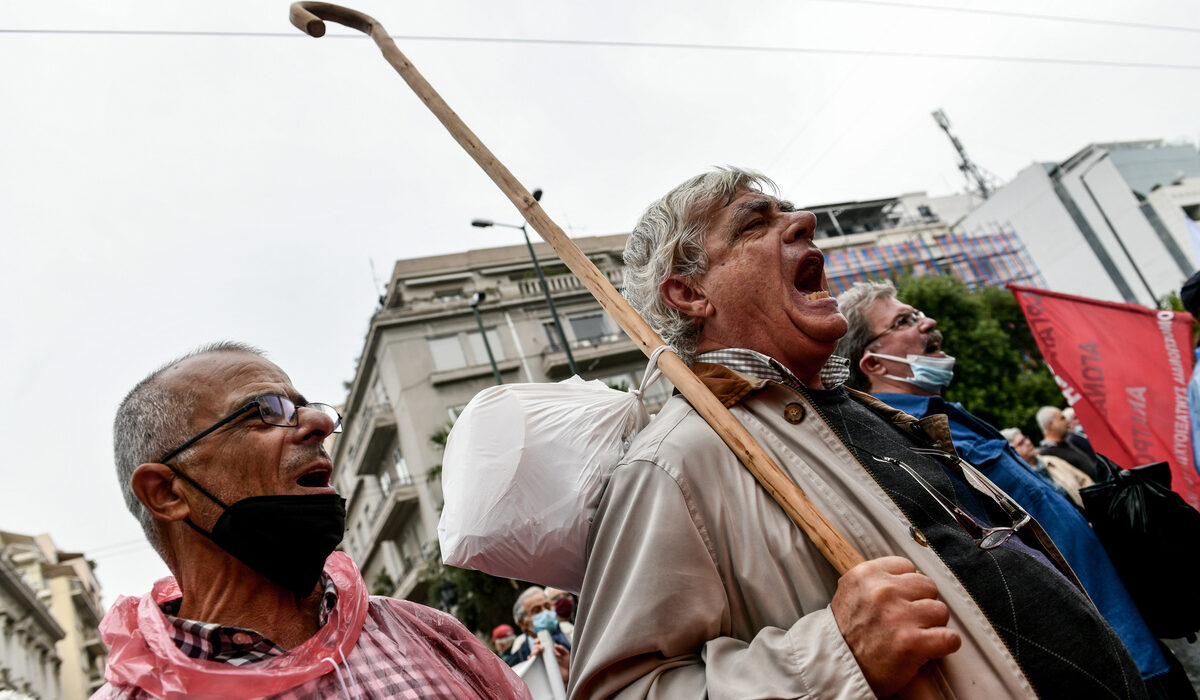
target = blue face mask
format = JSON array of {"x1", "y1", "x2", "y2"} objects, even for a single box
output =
[
  {"x1": 868, "y1": 352, "x2": 956, "y2": 393},
  {"x1": 532, "y1": 609, "x2": 560, "y2": 633}
]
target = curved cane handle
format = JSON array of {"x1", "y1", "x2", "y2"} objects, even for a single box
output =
[{"x1": 290, "y1": 2, "x2": 378, "y2": 38}]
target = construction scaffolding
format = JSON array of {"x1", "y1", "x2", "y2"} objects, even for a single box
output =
[{"x1": 824, "y1": 230, "x2": 1046, "y2": 294}]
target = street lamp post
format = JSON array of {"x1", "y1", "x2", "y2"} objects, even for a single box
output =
[
  {"x1": 469, "y1": 292, "x2": 503, "y2": 385},
  {"x1": 472, "y1": 189, "x2": 580, "y2": 376}
]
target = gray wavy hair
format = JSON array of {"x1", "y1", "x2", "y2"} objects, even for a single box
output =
[
  {"x1": 833, "y1": 280, "x2": 899, "y2": 391},
  {"x1": 113, "y1": 341, "x2": 264, "y2": 559},
  {"x1": 622, "y1": 167, "x2": 776, "y2": 363},
  {"x1": 513, "y1": 586, "x2": 545, "y2": 626}
]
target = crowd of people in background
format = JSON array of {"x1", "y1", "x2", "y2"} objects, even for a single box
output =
[{"x1": 1001, "y1": 408, "x2": 1097, "y2": 508}]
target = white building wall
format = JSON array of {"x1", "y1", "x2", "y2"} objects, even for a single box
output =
[
  {"x1": 1146, "y1": 176, "x2": 1200, "y2": 269},
  {"x1": 961, "y1": 163, "x2": 1127, "y2": 302},
  {"x1": 1059, "y1": 152, "x2": 1184, "y2": 305},
  {"x1": 0, "y1": 558, "x2": 63, "y2": 700}
]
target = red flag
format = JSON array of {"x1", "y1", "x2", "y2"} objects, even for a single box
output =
[{"x1": 1010, "y1": 284, "x2": 1199, "y2": 508}]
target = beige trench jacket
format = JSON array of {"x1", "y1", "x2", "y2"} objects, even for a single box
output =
[{"x1": 568, "y1": 365, "x2": 1040, "y2": 700}]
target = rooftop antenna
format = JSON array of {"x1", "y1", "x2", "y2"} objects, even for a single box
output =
[
  {"x1": 369, "y1": 257, "x2": 386, "y2": 306},
  {"x1": 932, "y1": 108, "x2": 993, "y2": 199}
]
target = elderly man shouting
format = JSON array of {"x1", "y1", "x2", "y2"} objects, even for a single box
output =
[
  {"x1": 568, "y1": 168, "x2": 1148, "y2": 699},
  {"x1": 96, "y1": 342, "x2": 529, "y2": 699}
]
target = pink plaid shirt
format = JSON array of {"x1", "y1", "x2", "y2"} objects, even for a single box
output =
[{"x1": 94, "y1": 554, "x2": 530, "y2": 700}]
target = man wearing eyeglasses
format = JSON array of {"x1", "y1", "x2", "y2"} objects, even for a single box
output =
[
  {"x1": 95, "y1": 342, "x2": 531, "y2": 699},
  {"x1": 835, "y1": 280, "x2": 1179, "y2": 697},
  {"x1": 569, "y1": 168, "x2": 1151, "y2": 700}
]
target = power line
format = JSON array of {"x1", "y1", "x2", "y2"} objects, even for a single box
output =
[
  {"x1": 93, "y1": 543, "x2": 154, "y2": 560},
  {"x1": 815, "y1": 0, "x2": 1200, "y2": 34},
  {"x1": 87, "y1": 538, "x2": 153, "y2": 556},
  {"x1": 0, "y1": 28, "x2": 308, "y2": 38},
  {"x1": 1, "y1": 28, "x2": 1197, "y2": 71}
]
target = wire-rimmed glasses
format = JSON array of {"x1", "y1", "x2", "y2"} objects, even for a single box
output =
[
  {"x1": 158, "y1": 394, "x2": 342, "y2": 464},
  {"x1": 866, "y1": 310, "x2": 926, "y2": 346},
  {"x1": 868, "y1": 447, "x2": 1032, "y2": 550}
]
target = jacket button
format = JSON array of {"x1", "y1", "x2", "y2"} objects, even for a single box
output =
[
  {"x1": 909, "y1": 525, "x2": 929, "y2": 547},
  {"x1": 783, "y1": 403, "x2": 806, "y2": 424}
]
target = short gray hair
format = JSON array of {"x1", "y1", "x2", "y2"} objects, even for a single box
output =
[
  {"x1": 622, "y1": 167, "x2": 776, "y2": 363},
  {"x1": 999, "y1": 427, "x2": 1021, "y2": 444},
  {"x1": 113, "y1": 341, "x2": 265, "y2": 559},
  {"x1": 834, "y1": 280, "x2": 899, "y2": 391},
  {"x1": 513, "y1": 586, "x2": 545, "y2": 625},
  {"x1": 1035, "y1": 406, "x2": 1059, "y2": 434}
]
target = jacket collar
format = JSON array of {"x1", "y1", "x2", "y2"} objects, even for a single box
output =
[{"x1": 691, "y1": 362, "x2": 957, "y2": 455}]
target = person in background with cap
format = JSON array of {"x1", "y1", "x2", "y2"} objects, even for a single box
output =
[
  {"x1": 493, "y1": 624, "x2": 517, "y2": 657},
  {"x1": 1181, "y1": 270, "x2": 1200, "y2": 474}
]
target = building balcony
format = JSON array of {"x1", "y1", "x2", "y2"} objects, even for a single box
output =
[
  {"x1": 514, "y1": 266, "x2": 624, "y2": 299},
  {"x1": 542, "y1": 334, "x2": 645, "y2": 378},
  {"x1": 83, "y1": 633, "x2": 106, "y2": 656},
  {"x1": 348, "y1": 408, "x2": 398, "y2": 477},
  {"x1": 430, "y1": 358, "x2": 523, "y2": 387},
  {"x1": 389, "y1": 561, "x2": 425, "y2": 601},
  {"x1": 361, "y1": 481, "x2": 421, "y2": 572}
]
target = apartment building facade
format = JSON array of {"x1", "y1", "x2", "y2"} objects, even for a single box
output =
[{"x1": 0, "y1": 531, "x2": 106, "y2": 700}]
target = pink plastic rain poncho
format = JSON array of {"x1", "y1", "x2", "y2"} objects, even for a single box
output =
[{"x1": 93, "y1": 552, "x2": 531, "y2": 700}]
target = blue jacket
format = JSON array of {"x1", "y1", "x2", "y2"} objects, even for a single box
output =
[
  {"x1": 875, "y1": 392, "x2": 1168, "y2": 681},
  {"x1": 504, "y1": 626, "x2": 571, "y2": 667}
]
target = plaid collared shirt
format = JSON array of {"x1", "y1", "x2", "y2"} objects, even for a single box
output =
[
  {"x1": 695, "y1": 347, "x2": 849, "y2": 391},
  {"x1": 161, "y1": 575, "x2": 338, "y2": 666}
]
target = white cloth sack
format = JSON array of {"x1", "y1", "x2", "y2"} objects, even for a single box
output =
[{"x1": 437, "y1": 350, "x2": 670, "y2": 592}]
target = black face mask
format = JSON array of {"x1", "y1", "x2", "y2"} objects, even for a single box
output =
[{"x1": 167, "y1": 464, "x2": 346, "y2": 598}]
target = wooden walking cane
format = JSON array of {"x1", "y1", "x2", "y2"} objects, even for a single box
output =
[{"x1": 289, "y1": 2, "x2": 866, "y2": 575}]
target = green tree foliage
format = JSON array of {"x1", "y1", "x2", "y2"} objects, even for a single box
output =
[
  {"x1": 1160, "y1": 289, "x2": 1185, "y2": 313},
  {"x1": 894, "y1": 276, "x2": 1062, "y2": 437},
  {"x1": 418, "y1": 541, "x2": 528, "y2": 638},
  {"x1": 371, "y1": 570, "x2": 396, "y2": 597}
]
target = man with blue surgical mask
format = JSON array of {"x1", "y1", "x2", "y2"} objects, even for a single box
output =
[
  {"x1": 506, "y1": 586, "x2": 571, "y2": 668},
  {"x1": 835, "y1": 281, "x2": 1182, "y2": 697}
]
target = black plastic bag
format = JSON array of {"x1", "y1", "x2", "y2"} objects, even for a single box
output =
[{"x1": 1080, "y1": 455, "x2": 1200, "y2": 640}]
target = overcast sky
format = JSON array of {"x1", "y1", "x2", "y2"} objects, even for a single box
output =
[{"x1": 3, "y1": 0, "x2": 1198, "y2": 610}]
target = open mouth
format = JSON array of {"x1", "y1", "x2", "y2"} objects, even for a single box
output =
[
  {"x1": 794, "y1": 252, "x2": 828, "y2": 300},
  {"x1": 296, "y1": 467, "x2": 332, "y2": 488},
  {"x1": 924, "y1": 330, "x2": 944, "y2": 353}
]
